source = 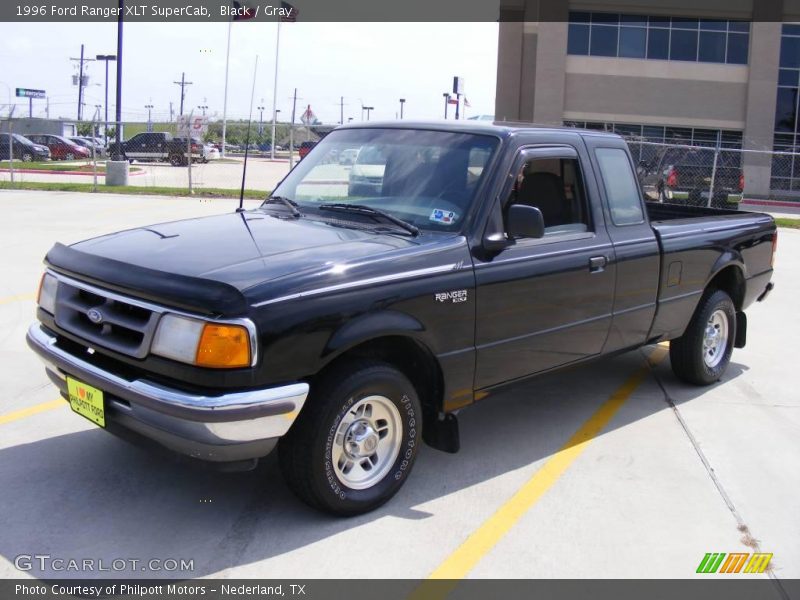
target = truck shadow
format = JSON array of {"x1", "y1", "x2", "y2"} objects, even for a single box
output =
[{"x1": 0, "y1": 346, "x2": 748, "y2": 579}]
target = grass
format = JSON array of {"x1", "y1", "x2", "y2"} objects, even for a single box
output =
[
  {"x1": 1, "y1": 160, "x2": 144, "y2": 173},
  {"x1": 775, "y1": 217, "x2": 800, "y2": 229},
  {"x1": 0, "y1": 180, "x2": 268, "y2": 200}
]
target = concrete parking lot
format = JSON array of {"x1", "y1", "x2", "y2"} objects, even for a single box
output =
[{"x1": 0, "y1": 189, "x2": 797, "y2": 583}]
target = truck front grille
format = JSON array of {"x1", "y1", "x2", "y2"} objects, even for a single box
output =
[{"x1": 54, "y1": 277, "x2": 161, "y2": 359}]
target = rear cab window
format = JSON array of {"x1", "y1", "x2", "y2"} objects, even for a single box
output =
[{"x1": 594, "y1": 148, "x2": 645, "y2": 226}]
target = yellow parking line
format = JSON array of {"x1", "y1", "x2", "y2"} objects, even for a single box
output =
[
  {"x1": 0, "y1": 398, "x2": 65, "y2": 426},
  {"x1": 425, "y1": 345, "x2": 669, "y2": 582},
  {"x1": 0, "y1": 292, "x2": 36, "y2": 305}
]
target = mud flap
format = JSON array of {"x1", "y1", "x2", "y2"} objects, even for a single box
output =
[
  {"x1": 423, "y1": 413, "x2": 460, "y2": 454},
  {"x1": 735, "y1": 311, "x2": 747, "y2": 348}
]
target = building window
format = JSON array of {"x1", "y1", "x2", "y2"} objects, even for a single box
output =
[
  {"x1": 773, "y1": 24, "x2": 800, "y2": 190},
  {"x1": 567, "y1": 12, "x2": 750, "y2": 65}
]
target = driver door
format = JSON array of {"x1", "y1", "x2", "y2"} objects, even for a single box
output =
[{"x1": 473, "y1": 146, "x2": 616, "y2": 389}]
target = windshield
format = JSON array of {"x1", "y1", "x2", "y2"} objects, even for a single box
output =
[{"x1": 269, "y1": 128, "x2": 499, "y2": 232}]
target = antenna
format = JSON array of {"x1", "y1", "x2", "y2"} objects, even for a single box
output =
[{"x1": 237, "y1": 55, "x2": 259, "y2": 213}]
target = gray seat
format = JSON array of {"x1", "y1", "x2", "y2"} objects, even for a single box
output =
[{"x1": 517, "y1": 172, "x2": 570, "y2": 227}]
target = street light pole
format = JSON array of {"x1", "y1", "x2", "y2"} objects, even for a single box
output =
[
  {"x1": 144, "y1": 104, "x2": 153, "y2": 131},
  {"x1": 443, "y1": 93, "x2": 449, "y2": 119},
  {"x1": 399, "y1": 98, "x2": 405, "y2": 119},
  {"x1": 257, "y1": 104, "x2": 265, "y2": 134},
  {"x1": 364, "y1": 106, "x2": 373, "y2": 121},
  {"x1": 96, "y1": 54, "x2": 116, "y2": 146},
  {"x1": 113, "y1": 0, "x2": 124, "y2": 161}
]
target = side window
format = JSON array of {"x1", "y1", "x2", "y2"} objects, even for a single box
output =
[
  {"x1": 508, "y1": 157, "x2": 590, "y2": 235},
  {"x1": 129, "y1": 133, "x2": 144, "y2": 144},
  {"x1": 595, "y1": 148, "x2": 645, "y2": 225}
]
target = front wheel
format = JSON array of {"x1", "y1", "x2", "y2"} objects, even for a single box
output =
[
  {"x1": 21, "y1": 152, "x2": 33, "y2": 162},
  {"x1": 278, "y1": 361, "x2": 422, "y2": 515},
  {"x1": 169, "y1": 153, "x2": 184, "y2": 166},
  {"x1": 669, "y1": 289, "x2": 736, "y2": 385},
  {"x1": 65, "y1": 152, "x2": 75, "y2": 161}
]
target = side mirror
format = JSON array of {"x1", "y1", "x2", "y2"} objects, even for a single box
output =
[{"x1": 507, "y1": 204, "x2": 544, "y2": 239}]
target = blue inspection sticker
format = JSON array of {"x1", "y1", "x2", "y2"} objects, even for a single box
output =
[{"x1": 429, "y1": 208, "x2": 457, "y2": 225}]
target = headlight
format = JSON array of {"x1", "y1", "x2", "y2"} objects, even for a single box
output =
[
  {"x1": 151, "y1": 314, "x2": 252, "y2": 369},
  {"x1": 37, "y1": 273, "x2": 58, "y2": 314}
]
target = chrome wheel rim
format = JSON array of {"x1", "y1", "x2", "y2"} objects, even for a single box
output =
[
  {"x1": 703, "y1": 309, "x2": 729, "y2": 368},
  {"x1": 332, "y1": 395, "x2": 402, "y2": 490}
]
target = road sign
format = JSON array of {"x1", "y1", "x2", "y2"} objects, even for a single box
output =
[
  {"x1": 16, "y1": 88, "x2": 46, "y2": 99},
  {"x1": 177, "y1": 115, "x2": 208, "y2": 136},
  {"x1": 453, "y1": 77, "x2": 464, "y2": 95}
]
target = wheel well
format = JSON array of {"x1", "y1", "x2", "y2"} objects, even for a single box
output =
[
  {"x1": 316, "y1": 336, "x2": 445, "y2": 421},
  {"x1": 707, "y1": 265, "x2": 745, "y2": 310}
]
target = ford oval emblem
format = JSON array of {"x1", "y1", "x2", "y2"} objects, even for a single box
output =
[{"x1": 87, "y1": 308, "x2": 104, "y2": 324}]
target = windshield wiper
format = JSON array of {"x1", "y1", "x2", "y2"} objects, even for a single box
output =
[
  {"x1": 263, "y1": 195, "x2": 301, "y2": 218},
  {"x1": 318, "y1": 203, "x2": 420, "y2": 237}
]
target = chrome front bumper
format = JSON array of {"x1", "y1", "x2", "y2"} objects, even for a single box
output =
[{"x1": 26, "y1": 323, "x2": 309, "y2": 463}]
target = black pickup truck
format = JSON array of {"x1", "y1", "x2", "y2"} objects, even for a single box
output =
[
  {"x1": 107, "y1": 131, "x2": 203, "y2": 166},
  {"x1": 27, "y1": 122, "x2": 776, "y2": 515}
]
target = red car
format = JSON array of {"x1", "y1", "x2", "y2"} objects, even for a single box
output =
[
  {"x1": 298, "y1": 141, "x2": 317, "y2": 160},
  {"x1": 26, "y1": 134, "x2": 91, "y2": 161}
]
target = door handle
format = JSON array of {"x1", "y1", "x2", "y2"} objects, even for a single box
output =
[{"x1": 589, "y1": 256, "x2": 607, "y2": 273}]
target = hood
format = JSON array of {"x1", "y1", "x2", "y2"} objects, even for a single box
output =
[{"x1": 70, "y1": 210, "x2": 423, "y2": 291}]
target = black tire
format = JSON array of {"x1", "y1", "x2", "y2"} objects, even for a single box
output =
[
  {"x1": 670, "y1": 289, "x2": 736, "y2": 386},
  {"x1": 278, "y1": 361, "x2": 422, "y2": 516},
  {"x1": 169, "y1": 153, "x2": 184, "y2": 167},
  {"x1": 21, "y1": 152, "x2": 33, "y2": 163},
  {"x1": 65, "y1": 152, "x2": 75, "y2": 161}
]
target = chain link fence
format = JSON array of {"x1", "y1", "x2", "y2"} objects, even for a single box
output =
[
  {"x1": 626, "y1": 139, "x2": 800, "y2": 208},
  {"x1": 0, "y1": 117, "x2": 333, "y2": 195}
]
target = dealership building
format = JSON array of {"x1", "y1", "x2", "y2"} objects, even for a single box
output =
[{"x1": 495, "y1": 0, "x2": 800, "y2": 197}]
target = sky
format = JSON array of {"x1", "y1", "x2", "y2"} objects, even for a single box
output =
[{"x1": 0, "y1": 21, "x2": 498, "y2": 124}]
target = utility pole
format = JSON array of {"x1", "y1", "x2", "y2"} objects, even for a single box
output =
[
  {"x1": 399, "y1": 98, "x2": 405, "y2": 119},
  {"x1": 70, "y1": 44, "x2": 94, "y2": 121},
  {"x1": 96, "y1": 54, "x2": 116, "y2": 145},
  {"x1": 173, "y1": 72, "x2": 192, "y2": 116},
  {"x1": 289, "y1": 88, "x2": 298, "y2": 168}
]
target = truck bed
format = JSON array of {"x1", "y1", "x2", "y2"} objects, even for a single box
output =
[{"x1": 645, "y1": 200, "x2": 742, "y2": 222}]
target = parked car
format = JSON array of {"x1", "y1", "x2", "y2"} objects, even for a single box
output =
[
  {"x1": 108, "y1": 132, "x2": 201, "y2": 166},
  {"x1": 297, "y1": 140, "x2": 316, "y2": 159},
  {"x1": 203, "y1": 143, "x2": 220, "y2": 162},
  {"x1": 26, "y1": 134, "x2": 90, "y2": 161},
  {"x1": 0, "y1": 133, "x2": 51, "y2": 162},
  {"x1": 68, "y1": 136, "x2": 105, "y2": 158},
  {"x1": 172, "y1": 137, "x2": 208, "y2": 164},
  {"x1": 638, "y1": 146, "x2": 744, "y2": 207},
  {"x1": 27, "y1": 123, "x2": 776, "y2": 516},
  {"x1": 348, "y1": 145, "x2": 386, "y2": 195}
]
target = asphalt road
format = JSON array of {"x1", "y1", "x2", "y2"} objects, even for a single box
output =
[{"x1": 0, "y1": 190, "x2": 797, "y2": 584}]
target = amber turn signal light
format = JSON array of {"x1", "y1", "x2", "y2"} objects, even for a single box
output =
[{"x1": 195, "y1": 323, "x2": 251, "y2": 368}]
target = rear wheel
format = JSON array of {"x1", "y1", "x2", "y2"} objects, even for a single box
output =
[
  {"x1": 65, "y1": 152, "x2": 75, "y2": 161},
  {"x1": 278, "y1": 361, "x2": 422, "y2": 515},
  {"x1": 670, "y1": 289, "x2": 736, "y2": 385},
  {"x1": 21, "y1": 152, "x2": 33, "y2": 162},
  {"x1": 169, "y1": 153, "x2": 184, "y2": 166}
]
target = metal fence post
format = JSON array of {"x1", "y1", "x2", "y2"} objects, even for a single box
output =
[
  {"x1": 707, "y1": 145, "x2": 719, "y2": 208},
  {"x1": 7, "y1": 107, "x2": 15, "y2": 184}
]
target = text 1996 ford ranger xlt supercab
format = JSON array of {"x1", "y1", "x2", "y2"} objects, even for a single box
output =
[{"x1": 27, "y1": 122, "x2": 776, "y2": 515}]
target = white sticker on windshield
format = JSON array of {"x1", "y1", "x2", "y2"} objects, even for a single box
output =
[{"x1": 429, "y1": 209, "x2": 457, "y2": 225}]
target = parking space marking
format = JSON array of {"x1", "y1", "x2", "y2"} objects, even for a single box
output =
[
  {"x1": 426, "y1": 345, "x2": 669, "y2": 581},
  {"x1": 0, "y1": 398, "x2": 65, "y2": 426},
  {"x1": 0, "y1": 292, "x2": 35, "y2": 305}
]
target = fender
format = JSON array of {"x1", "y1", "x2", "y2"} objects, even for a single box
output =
[
  {"x1": 322, "y1": 309, "x2": 429, "y2": 361},
  {"x1": 707, "y1": 249, "x2": 746, "y2": 286}
]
